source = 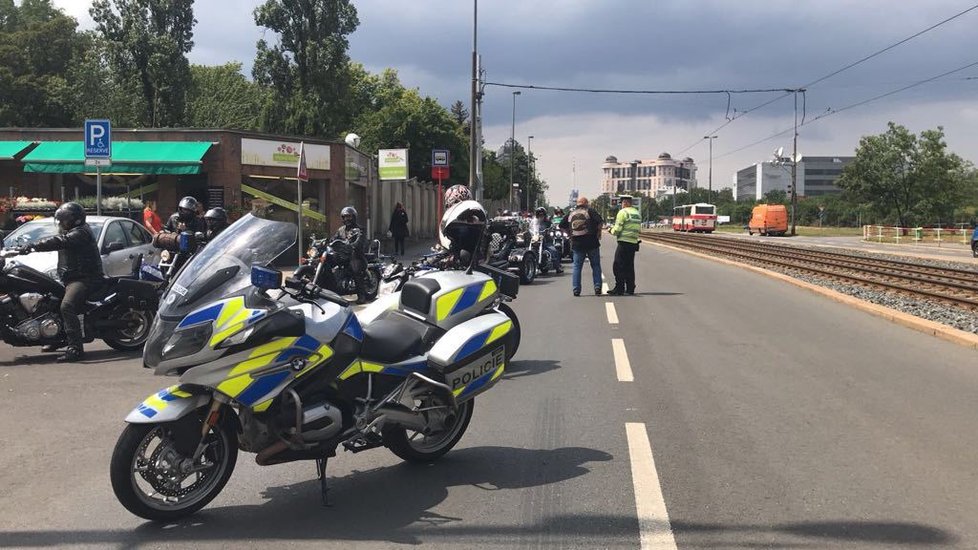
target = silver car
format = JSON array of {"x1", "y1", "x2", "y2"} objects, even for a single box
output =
[{"x1": 2, "y1": 215, "x2": 159, "y2": 279}]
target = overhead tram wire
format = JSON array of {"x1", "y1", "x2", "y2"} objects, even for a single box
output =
[
  {"x1": 482, "y1": 82, "x2": 791, "y2": 95},
  {"x1": 678, "y1": 1, "x2": 978, "y2": 155},
  {"x1": 713, "y1": 59, "x2": 978, "y2": 160}
]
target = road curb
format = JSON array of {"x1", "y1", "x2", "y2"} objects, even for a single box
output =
[{"x1": 645, "y1": 239, "x2": 978, "y2": 351}]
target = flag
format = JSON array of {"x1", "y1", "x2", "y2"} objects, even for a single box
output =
[{"x1": 297, "y1": 142, "x2": 309, "y2": 182}]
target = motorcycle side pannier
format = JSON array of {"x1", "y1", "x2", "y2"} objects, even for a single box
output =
[
  {"x1": 114, "y1": 279, "x2": 160, "y2": 308},
  {"x1": 426, "y1": 312, "x2": 512, "y2": 402}
]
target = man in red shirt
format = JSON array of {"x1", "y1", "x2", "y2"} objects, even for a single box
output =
[{"x1": 143, "y1": 200, "x2": 162, "y2": 236}]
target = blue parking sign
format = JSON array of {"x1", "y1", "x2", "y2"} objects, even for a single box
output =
[{"x1": 84, "y1": 119, "x2": 112, "y2": 159}]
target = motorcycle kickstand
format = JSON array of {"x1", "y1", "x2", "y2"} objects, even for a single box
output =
[{"x1": 315, "y1": 456, "x2": 331, "y2": 507}]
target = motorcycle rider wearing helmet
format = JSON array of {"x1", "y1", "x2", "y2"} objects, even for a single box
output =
[
  {"x1": 534, "y1": 207, "x2": 563, "y2": 274},
  {"x1": 203, "y1": 207, "x2": 229, "y2": 241},
  {"x1": 163, "y1": 196, "x2": 207, "y2": 234},
  {"x1": 17, "y1": 202, "x2": 103, "y2": 362},
  {"x1": 332, "y1": 206, "x2": 370, "y2": 304}
]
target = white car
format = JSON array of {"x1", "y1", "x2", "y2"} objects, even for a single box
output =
[{"x1": 2, "y1": 215, "x2": 159, "y2": 279}]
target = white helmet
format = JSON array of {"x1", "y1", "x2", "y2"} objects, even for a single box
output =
[{"x1": 439, "y1": 199, "x2": 487, "y2": 250}]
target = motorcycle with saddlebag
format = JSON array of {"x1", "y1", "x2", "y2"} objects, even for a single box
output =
[{"x1": 111, "y1": 212, "x2": 520, "y2": 520}]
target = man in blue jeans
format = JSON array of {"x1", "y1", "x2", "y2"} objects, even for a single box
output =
[{"x1": 559, "y1": 196, "x2": 605, "y2": 296}]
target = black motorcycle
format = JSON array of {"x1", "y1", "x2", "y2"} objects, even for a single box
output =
[
  {"x1": 0, "y1": 249, "x2": 158, "y2": 352},
  {"x1": 486, "y1": 217, "x2": 537, "y2": 284},
  {"x1": 294, "y1": 237, "x2": 382, "y2": 301}
]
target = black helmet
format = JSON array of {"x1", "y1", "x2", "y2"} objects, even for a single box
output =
[
  {"x1": 340, "y1": 206, "x2": 357, "y2": 226},
  {"x1": 535, "y1": 207, "x2": 547, "y2": 217},
  {"x1": 204, "y1": 207, "x2": 227, "y2": 223},
  {"x1": 54, "y1": 202, "x2": 85, "y2": 232},
  {"x1": 178, "y1": 196, "x2": 199, "y2": 220}
]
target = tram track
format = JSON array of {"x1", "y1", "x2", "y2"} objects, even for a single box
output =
[{"x1": 641, "y1": 232, "x2": 978, "y2": 311}]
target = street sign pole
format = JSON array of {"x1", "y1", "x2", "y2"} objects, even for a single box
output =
[
  {"x1": 437, "y1": 176, "x2": 444, "y2": 223},
  {"x1": 96, "y1": 165, "x2": 102, "y2": 216}
]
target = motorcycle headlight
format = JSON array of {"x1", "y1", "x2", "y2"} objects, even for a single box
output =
[
  {"x1": 531, "y1": 235, "x2": 540, "y2": 243},
  {"x1": 307, "y1": 247, "x2": 317, "y2": 259},
  {"x1": 160, "y1": 250, "x2": 172, "y2": 262},
  {"x1": 162, "y1": 323, "x2": 213, "y2": 360}
]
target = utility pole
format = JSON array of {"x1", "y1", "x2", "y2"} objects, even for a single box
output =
[
  {"x1": 509, "y1": 90, "x2": 520, "y2": 211},
  {"x1": 469, "y1": 0, "x2": 479, "y2": 198},
  {"x1": 526, "y1": 135, "x2": 534, "y2": 211},
  {"x1": 704, "y1": 135, "x2": 717, "y2": 202},
  {"x1": 791, "y1": 89, "x2": 803, "y2": 236}
]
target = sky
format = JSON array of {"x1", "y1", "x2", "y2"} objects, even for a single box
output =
[{"x1": 52, "y1": 0, "x2": 978, "y2": 205}]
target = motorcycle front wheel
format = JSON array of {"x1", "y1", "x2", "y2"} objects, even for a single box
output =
[
  {"x1": 520, "y1": 254, "x2": 537, "y2": 284},
  {"x1": 384, "y1": 399, "x2": 474, "y2": 463},
  {"x1": 110, "y1": 409, "x2": 238, "y2": 521},
  {"x1": 103, "y1": 308, "x2": 154, "y2": 352}
]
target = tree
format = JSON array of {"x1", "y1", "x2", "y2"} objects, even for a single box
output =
[
  {"x1": 90, "y1": 0, "x2": 196, "y2": 127},
  {"x1": 763, "y1": 189, "x2": 788, "y2": 204},
  {"x1": 185, "y1": 63, "x2": 265, "y2": 130},
  {"x1": 253, "y1": 0, "x2": 359, "y2": 137},
  {"x1": 0, "y1": 0, "x2": 79, "y2": 127},
  {"x1": 67, "y1": 32, "x2": 147, "y2": 126},
  {"x1": 450, "y1": 100, "x2": 469, "y2": 134}
]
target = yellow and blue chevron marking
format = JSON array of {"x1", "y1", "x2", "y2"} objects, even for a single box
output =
[
  {"x1": 176, "y1": 296, "x2": 267, "y2": 348},
  {"x1": 136, "y1": 385, "x2": 193, "y2": 418},
  {"x1": 454, "y1": 319, "x2": 512, "y2": 362},
  {"x1": 215, "y1": 334, "x2": 333, "y2": 407},
  {"x1": 436, "y1": 280, "x2": 497, "y2": 321},
  {"x1": 338, "y1": 359, "x2": 430, "y2": 381}
]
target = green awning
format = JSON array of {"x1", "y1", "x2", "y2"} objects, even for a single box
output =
[
  {"x1": 22, "y1": 141, "x2": 213, "y2": 175},
  {"x1": 0, "y1": 141, "x2": 36, "y2": 160}
]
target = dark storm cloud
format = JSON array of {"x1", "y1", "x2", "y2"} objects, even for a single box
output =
[{"x1": 349, "y1": 0, "x2": 978, "y2": 125}]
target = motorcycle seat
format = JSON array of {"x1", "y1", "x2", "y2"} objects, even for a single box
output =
[{"x1": 361, "y1": 313, "x2": 426, "y2": 364}]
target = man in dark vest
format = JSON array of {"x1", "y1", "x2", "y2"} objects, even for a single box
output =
[{"x1": 559, "y1": 196, "x2": 604, "y2": 296}]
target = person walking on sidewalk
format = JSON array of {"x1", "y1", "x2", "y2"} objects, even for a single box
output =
[
  {"x1": 609, "y1": 195, "x2": 642, "y2": 295},
  {"x1": 389, "y1": 202, "x2": 409, "y2": 256},
  {"x1": 559, "y1": 196, "x2": 604, "y2": 297}
]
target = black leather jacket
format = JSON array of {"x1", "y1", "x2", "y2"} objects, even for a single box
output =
[
  {"x1": 164, "y1": 213, "x2": 207, "y2": 234},
  {"x1": 332, "y1": 224, "x2": 366, "y2": 254},
  {"x1": 33, "y1": 224, "x2": 104, "y2": 282}
]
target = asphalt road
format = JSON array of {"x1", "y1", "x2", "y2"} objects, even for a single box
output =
[{"x1": 2, "y1": 235, "x2": 977, "y2": 548}]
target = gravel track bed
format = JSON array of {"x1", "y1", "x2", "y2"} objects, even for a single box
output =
[{"x1": 713, "y1": 251, "x2": 978, "y2": 335}]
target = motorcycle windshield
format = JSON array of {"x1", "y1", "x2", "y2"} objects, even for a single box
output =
[
  {"x1": 160, "y1": 214, "x2": 296, "y2": 319},
  {"x1": 144, "y1": 214, "x2": 296, "y2": 370}
]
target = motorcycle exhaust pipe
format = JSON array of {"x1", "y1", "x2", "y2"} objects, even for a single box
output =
[{"x1": 255, "y1": 440, "x2": 289, "y2": 465}]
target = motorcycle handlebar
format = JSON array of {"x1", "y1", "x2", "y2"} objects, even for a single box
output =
[{"x1": 284, "y1": 276, "x2": 351, "y2": 308}]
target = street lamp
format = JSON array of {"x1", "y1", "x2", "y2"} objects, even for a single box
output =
[
  {"x1": 704, "y1": 135, "x2": 717, "y2": 201},
  {"x1": 526, "y1": 135, "x2": 534, "y2": 211},
  {"x1": 509, "y1": 90, "x2": 521, "y2": 212},
  {"x1": 470, "y1": 0, "x2": 479, "y2": 196}
]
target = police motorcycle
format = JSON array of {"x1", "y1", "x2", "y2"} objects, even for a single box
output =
[
  {"x1": 0, "y1": 248, "x2": 157, "y2": 352},
  {"x1": 111, "y1": 211, "x2": 520, "y2": 521},
  {"x1": 293, "y1": 236, "x2": 382, "y2": 301}
]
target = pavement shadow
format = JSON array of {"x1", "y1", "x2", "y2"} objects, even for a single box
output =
[
  {"x1": 0, "y1": 446, "x2": 614, "y2": 547},
  {"x1": 620, "y1": 292, "x2": 683, "y2": 297},
  {"x1": 502, "y1": 359, "x2": 561, "y2": 380},
  {"x1": 0, "y1": 348, "x2": 139, "y2": 367}
]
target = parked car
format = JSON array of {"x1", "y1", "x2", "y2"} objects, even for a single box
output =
[
  {"x1": 748, "y1": 204, "x2": 788, "y2": 236},
  {"x1": 2, "y1": 216, "x2": 159, "y2": 279}
]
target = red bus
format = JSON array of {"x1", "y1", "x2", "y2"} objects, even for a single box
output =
[{"x1": 672, "y1": 203, "x2": 716, "y2": 233}]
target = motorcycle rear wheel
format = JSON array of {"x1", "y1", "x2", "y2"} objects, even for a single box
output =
[
  {"x1": 110, "y1": 410, "x2": 238, "y2": 521},
  {"x1": 103, "y1": 308, "x2": 154, "y2": 352},
  {"x1": 384, "y1": 399, "x2": 474, "y2": 463}
]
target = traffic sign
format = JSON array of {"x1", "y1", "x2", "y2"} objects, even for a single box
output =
[
  {"x1": 432, "y1": 166, "x2": 450, "y2": 180},
  {"x1": 432, "y1": 149, "x2": 449, "y2": 167},
  {"x1": 84, "y1": 119, "x2": 112, "y2": 159}
]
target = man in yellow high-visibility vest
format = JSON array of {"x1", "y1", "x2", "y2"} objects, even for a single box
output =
[{"x1": 609, "y1": 195, "x2": 641, "y2": 295}]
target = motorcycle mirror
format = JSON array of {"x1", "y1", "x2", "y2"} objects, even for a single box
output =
[{"x1": 251, "y1": 265, "x2": 283, "y2": 290}]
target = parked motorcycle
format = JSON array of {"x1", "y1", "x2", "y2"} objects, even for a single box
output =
[
  {"x1": 0, "y1": 249, "x2": 158, "y2": 352},
  {"x1": 110, "y1": 214, "x2": 520, "y2": 521},
  {"x1": 294, "y1": 236, "x2": 382, "y2": 301},
  {"x1": 486, "y1": 216, "x2": 537, "y2": 284}
]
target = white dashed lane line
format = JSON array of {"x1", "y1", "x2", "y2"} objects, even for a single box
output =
[
  {"x1": 626, "y1": 423, "x2": 678, "y2": 550},
  {"x1": 606, "y1": 302, "x2": 619, "y2": 325},
  {"x1": 612, "y1": 338, "x2": 633, "y2": 382}
]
